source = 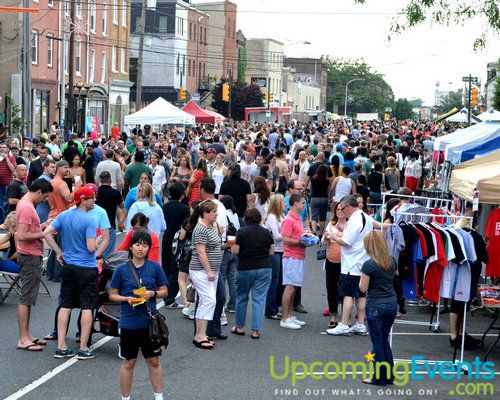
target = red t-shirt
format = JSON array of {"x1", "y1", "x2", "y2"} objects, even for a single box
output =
[
  {"x1": 16, "y1": 199, "x2": 44, "y2": 256},
  {"x1": 111, "y1": 126, "x2": 120, "y2": 140},
  {"x1": 0, "y1": 156, "x2": 16, "y2": 185},
  {"x1": 485, "y1": 209, "x2": 500, "y2": 277},
  {"x1": 116, "y1": 229, "x2": 160, "y2": 263}
]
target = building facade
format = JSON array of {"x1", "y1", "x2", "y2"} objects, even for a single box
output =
[
  {"x1": 485, "y1": 61, "x2": 498, "y2": 109},
  {"x1": 284, "y1": 57, "x2": 327, "y2": 111},
  {"x1": 186, "y1": 8, "x2": 209, "y2": 97}
]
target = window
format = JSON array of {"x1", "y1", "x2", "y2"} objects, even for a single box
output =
[
  {"x1": 177, "y1": 17, "x2": 184, "y2": 36},
  {"x1": 176, "y1": 54, "x2": 180, "y2": 75},
  {"x1": 64, "y1": 39, "x2": 69, "y2": 75},
  {"x1": 47, "y1": 35, "x2": 53, "y2": 67},
  {"x1": 193, "y1": 24, "x2": 196, "y2": 42},
  {"x1": 48, "y1": 0, "x2": 54, "y2": 7},
  {"x1": 199, "y1": 25, "x2": 202, "y2": 44},
  {"x1": 102, "y1": 4, "x2": 108, "y2": 35},
  {"x1": 111, "y1": 46, "x2": 117, "y2": 72},
  {"x1": 65, "y1": 0, "x2": 69, "y2": 15},
  {"x1": 76, "y1": 0, "x2": 82, "y2": 19},
  {"x1": 113, "y1": 0, "x2": 118, "y2": 24},
  {"x1": 188, "y1": 59, "x2": 191, "y2": 76},
  {"x1": 89, "y1": 50, "x2": 95, "y2": 82},
  {"x1": 120, "y1": 48, "x2": 126, "y2": 73},
  {"x1": 189, "y1": 22, "x2": 192, "y2": 40},
  {"x1": 121, "y1": 0, "x2": 127, "y2": 27},
  {"x1": 31, "y1": 30, "x2": 38, "y2": 64},
  {"x1": 76, "y1": 40, "x2": 82, "y2": 75},
  {"x1": 182, "y1": 55, "x2": 185, "y2": 75},
  {"x1": 101, "y1": 52, "x2": 107, "y2": 83},
  {"x1": 90, "y1": 0, "x2": 97, "y2": 32},
  {"x1": 204, "y1": 28, "x2": 207, "y2": 44},
  {"x1": 158, "y1": 16, "x2": 168, "y2": 33}
]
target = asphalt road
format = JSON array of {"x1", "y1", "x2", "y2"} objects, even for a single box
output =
[{"x1": 0, "y1": 233, "x2": 498, "y2": 400}]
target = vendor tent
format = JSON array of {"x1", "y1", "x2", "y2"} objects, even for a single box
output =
[
  {"x1": 449, "y1": 151, "x2": 500, "y2": 204},
  {"x1": 444, "y1": 108, "x2": 480, "y2": 124},
  {"x1": 444, "y1": 121, "x2": 500, "y2": 163},
  {"x1": 124, "y1": 97, "x2": 195, "y2": 125},
  {"x1": 477, "y1": 109, "x2": 500, "y2": 122},
  {"x1": 434, "y1": 121, "x2": 500, "y2": 151},
  {"x1": 181, "y1": 100, "x2": 226, "y2": 124}
]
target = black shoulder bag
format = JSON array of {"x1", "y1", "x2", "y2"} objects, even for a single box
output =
[{"x1": 127, "y1": 261, "x2": 169, "y2": 349}]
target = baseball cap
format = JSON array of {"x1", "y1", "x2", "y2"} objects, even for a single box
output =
[
  {"x1": 71, "y1": 187, "x2": 95, "y2": 206},
  {"x1": 336, "y1": 144, "x2": 345, "y2": 151},
  {"x1": 84, "y1": 183, "x2": 98, "y2": 196},
  {"x1": 207, "y1": 148, "x2": 217, "y2": 155}
]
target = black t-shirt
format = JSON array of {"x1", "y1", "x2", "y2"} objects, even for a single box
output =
[
  {"x1": 361, "y1": 258, "x2": 397, "y2": 308},
  {"x1": 310, "y1": 177, "x2": 330, "y2": 198},
  {"x1": 7, "y1": 180, "x2": 28, "y2": 212},
  {"x1": 235, "y1": 224, "x2": 273, "y2": 270},
  {"x1": 367, "y1": 172, "x2": 383, "y2": 193},
  {"x1": 162, "y1": 200, "x2": 190, "y2": 242},
  {"x1": 307, "y1": 162, "x2": 333, "y2": 178},
  {"x1": 63, "y1": 146, "x2": 81, "y2": 164},
  {"x1": 220, "y1": 177, "x2": 251, "y2": 218},
  {"x1": 96, "y1": 185, "x2": 123, "y2": 229},
  {"x1": 260, "y1": 147, "x2": 271, "y2": 159},
  {"x1": 208, "y1": 143, "x2": 226, "y2": 154},
  {"x1": 356, "y1": 185, "x2": 370, "y2": 206}
]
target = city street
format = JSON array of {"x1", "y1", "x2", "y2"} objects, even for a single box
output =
[{"x1": 0, "y1": 233, "x2": 498, "y2": 400}]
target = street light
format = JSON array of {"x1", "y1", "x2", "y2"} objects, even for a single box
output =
[{"x1": 344, "y1": 78, "x2": 364, "y2": 117}]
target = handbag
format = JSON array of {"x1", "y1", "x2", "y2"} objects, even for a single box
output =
[
  {"x1": 127, "y1": 261, "x2": 169, "y2": 349},
  {"x1": 186, "y1": 284, "x2": 196, "y2": 304},
  {"x1": 316, "y1": 246, "x2": 326, "y2": 261}
]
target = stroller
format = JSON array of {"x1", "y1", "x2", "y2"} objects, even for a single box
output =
[{"x1": 93, "y1": 251, "x2": 129, "y2": 338}]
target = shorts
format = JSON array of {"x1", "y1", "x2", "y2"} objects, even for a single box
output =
[
  {"x1": 60, "y1": 264, "x2": 98, "y2": 309},
  {"x1": 282, "y1": 257, "x2": 305, "y2": 287},
  {"x1": 310, "y1": 197, "x2": 328, "y2": 222},
  {"x1": 178, "y1": 260, "x2": 189, "y2": 274},
  {"x1": 339, "y1": 273, "x2": 365, "y2": 299},
  {"x1": 119, "y1": 328, "x2": 162, "y2": 360},
  {"x1": 17, "y1": 254, "x2": 43, "y2": 306},
  {"x1": 450, "y1": 299, "x2": 470, "y2": 314}
]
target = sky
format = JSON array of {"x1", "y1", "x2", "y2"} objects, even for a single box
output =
[{"x1": 195, "y1": 0, "x2": 499, "y2": 107}]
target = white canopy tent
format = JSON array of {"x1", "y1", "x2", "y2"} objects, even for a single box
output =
[
  {"x1": 477, "y1": 109, "x2": 500, "y2": 122},
  {"x1": 124, "y1": 97, "x2": 195, "y2": 126},
  {"x1": 433, "y1": 121, "x2": 500, "y2": 151},
  {"x1": 444, "y1": 108, "x2": 480, "y2": 124}
]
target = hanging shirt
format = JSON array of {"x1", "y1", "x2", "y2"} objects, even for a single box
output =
[
  {"x1": 385, "y1": 224, "x2": 405, "y2": 260},
  {"x1": 485, "y1": 209, "x2": 500, "y2": 277}
]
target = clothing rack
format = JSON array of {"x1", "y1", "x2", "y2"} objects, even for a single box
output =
[
  {"x1": 381, "y1": 193, "x2": 474, "y2": 366},
  {"x1": 381, "y1": 192, "x2": 452, "y2": 210}
]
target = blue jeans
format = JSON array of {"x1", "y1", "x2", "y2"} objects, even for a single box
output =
[
  {"x1": 220, "y1": 249, "x2": 237, "y2": 310},
  {"x1": 103, "y1": 228, "x2": 116, "y2": 258},
  {"x1": 47, "y1": 234, "x2": 63, "y2": 280},
  {"x1": 366, "y1": 302, "x2": 398, "y2": 385},
  {"x1": 0, "y1": 184, "x2": 7, "y2": 223},
  {"x1": 235, "y1": 268, "x2": 272, "y2": 331},
  {"x1": 206, "y1": 272, "x2": 226, "y2": 337},
  {"x1": 265, "y1": 253, "x2": 281, "y2": 316}
]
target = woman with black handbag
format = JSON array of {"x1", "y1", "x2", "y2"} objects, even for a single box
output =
[{"x1": 109, "y1": 231, "x2": 168, "y2": 400}]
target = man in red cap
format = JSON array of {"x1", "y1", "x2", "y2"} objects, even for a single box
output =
[{"x1": 44, "y1": 186, "x2": 102, "y2": 360}]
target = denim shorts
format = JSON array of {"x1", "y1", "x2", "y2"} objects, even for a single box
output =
[
  {"x1": 339, "y1": 273, "x2": 365, "y2": 299},
  {"x1": 282, "y1": 257, "x2": 305, "y2": 287}
]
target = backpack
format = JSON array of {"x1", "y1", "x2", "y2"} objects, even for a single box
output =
[
  {"x1": 226, "y1": 216, "x2": 237, "y2": 240},
  {"x1": 172, "y1": 229, "x2": 192, "y2": 269}
]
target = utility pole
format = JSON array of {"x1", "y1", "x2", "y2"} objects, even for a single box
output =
[
  {"x1": 60, "y1": 15, "x2": 67, "y2": 132},
  {"x1": 21, "y1": 0, "x2": 31, "y2": 137},
  {"x1": 67, "y1": 0, "x2": 76, "y2": 132},
  {"x1": 135, "y1": 0, "x2": 147, "y2": 112},
  {"x1": 462, "y1": 74, "x2": 478, "y2": 127},
  {"x1": 267, "y1": 76, "x2": 271, "y2": 122},
  {"x1": 228, "y1": 69, "x2": 232, "y2": 119}
]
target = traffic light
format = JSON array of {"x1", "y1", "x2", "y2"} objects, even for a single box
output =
[
  {"x1": 222, "y1": 83, "x2": 230, "y2": 102},
  {"x1": 470, "y1": 87, "x2": 479, "y2": 108},
  {"x1": 268, "y1": 93, "x2": 274, "y2": 103},
  {"x1": 179, "y1": 87, "x2": 187, "y2": 102}
]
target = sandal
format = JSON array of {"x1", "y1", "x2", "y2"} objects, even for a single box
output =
[
  {"x1": 193, "y1": 339, "x2": 214, "y2": 350},
  {"x1": 17, "y1": 343, "x2": 44, "y2": 352},
  {"x1": 231, "y1": 327, "x2": 245, "y2": 336},
  {"x1": 32, "y1": 338, "x2": 47, "y2": 346},
  {"x1": 250, "y1": 331, "x2": 260, "y2": 339},
  {"x1": 43, "y1": 334, "x2": 57, "y2": 341}
]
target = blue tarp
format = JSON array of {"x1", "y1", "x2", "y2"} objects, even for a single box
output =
[{"x1": 460, "y1": 136, "x2": 500, "y2": 163}]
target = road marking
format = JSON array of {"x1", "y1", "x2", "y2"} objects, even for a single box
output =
[
  {"x1": 4, "y1": 301, "x2": 165, "y2": 400},
  {"x1": 320, "y1": 331, "x2": 497, "y2": 336}
]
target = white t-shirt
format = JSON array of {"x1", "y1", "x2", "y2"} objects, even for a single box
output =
[{"x1": 340, "y1": 210, "x2": 373, "y2": 275}]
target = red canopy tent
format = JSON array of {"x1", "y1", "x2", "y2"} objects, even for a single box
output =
[{"x1": 181, "y1": 100, "x2": 226, "y2": 124}]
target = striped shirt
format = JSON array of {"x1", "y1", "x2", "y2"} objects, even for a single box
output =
[
  {"x1": 189, "y1": 223, "x2": 222, "y2": 272},
  {"x1": 0, "y1": 156, "x2": 16, "y2": 185}
]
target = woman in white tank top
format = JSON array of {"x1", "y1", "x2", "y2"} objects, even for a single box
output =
[
  {"x1": 212, "y1": 153, "x2": 228, "y2": 195},
  {"x1": 332, "y1": 167, "x2": 355, "y2": 202}
]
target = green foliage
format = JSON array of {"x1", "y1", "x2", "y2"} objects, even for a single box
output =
[
  {"x1": 6, "y1": 95, "x2": 29, "y2": 137},
  {"x1": 433, "y1": 89, "x2": 464, "y2": 114},
  {"x1": 238, "y1": 48, "x2": 247, "y2": 84},
  {"x1": 212, "y1": 81, "x2": 263, "y2": 121},
  {"x1": 354, "y1": 0, "x2": 500, "y2": 49},
  {"x1": 393, "y1": 98, "x2": 415, "y2": 120},
  {"x1": 493, "y1": 77, "x2": 500, "y2": 111},
  {"x1": 326, "y1": 58, "x2": 394, "y2": 115},
  {"x1": 409, "y1": 98, "x2": 423, "y2": 108}
]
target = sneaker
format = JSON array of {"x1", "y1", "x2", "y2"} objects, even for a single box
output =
[
  {"x1": 182, "y1": 306, "x2": 195, "y2": 320},
  {"x1": 280, "y1": 318, "x2": 301, "y2": 330},
  {"x1": 293, "y1": 304, "x2": 308, "y2": 314},
  {"x1": 54, "y1": 348, "x2": 76, "y2": 359},
  {"x1": 221, "y1": 311, "x2": 228, "y2": 326},
  {"x1": 326, "y1": 322, "x2": 351, "y2": 336},
  {"x1": 166, "y1": 301, "x2": 184, "y2": 309},
  {"x1": 349, "y1": 322, "x2": 368, "y2": 336},
  {"x1": 290, "y1": 316, "x2": 306, "y2": 326},
  {"x1": 76, "y1": 349, "x2": 95, "y2": 360}
]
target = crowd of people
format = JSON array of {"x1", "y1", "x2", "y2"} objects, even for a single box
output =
[{"x1": 1, "y1": 118, "x2": 463, "y2": 398}]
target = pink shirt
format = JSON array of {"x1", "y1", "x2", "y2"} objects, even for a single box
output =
[
  {"x1": 16, "y1": 199, "x2": 44, "y2": 256},
  {"x1": 282, "y1": 212, "x2": 305, "y2": 260}
]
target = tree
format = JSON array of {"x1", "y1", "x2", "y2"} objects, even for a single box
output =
[
  {"x1": 237, "y1": 48, "x2": 247, "y2": 83},
  {"x1": 354, "y1": 0, "x2": 500, "y2": 49},
  {"x1": 6, "y1": 95, "x2": 29, "y2": 140},
  {"x1": 409, "y1": 98, "x2": 423, "y2": 108},
  {"x1": 393, "y1": 98, "x2": 415, "y2": 120},
  {"x1": 433, "y1": 89, "x2": 464, "y2": 114},
  {"x1": 326, "y1": 58, "x2": 394, "y2": 115},
  {"x1": 493, "y1": 77, "x2": 500, "y2": 111},
  {"x1": 212, "y1": 81, "x2": 263, "y2": 121}
]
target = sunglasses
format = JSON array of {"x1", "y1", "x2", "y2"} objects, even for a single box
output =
[{"x1": 339, "y1": 205, "x2": 349, "y2": 211}]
